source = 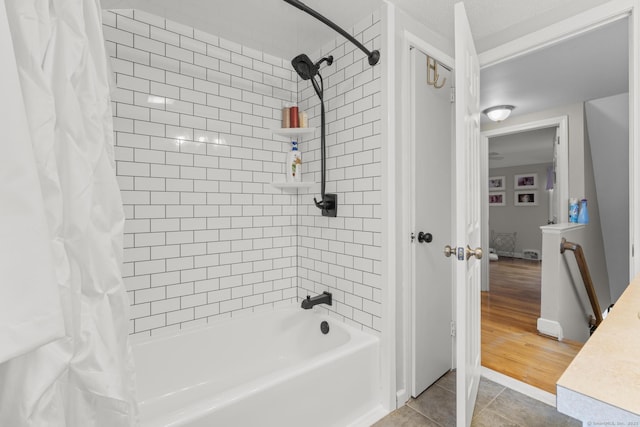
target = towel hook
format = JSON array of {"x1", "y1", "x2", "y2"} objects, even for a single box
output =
[{"x1": 427, "y1": 56, "x2": 446, "y2": 89}]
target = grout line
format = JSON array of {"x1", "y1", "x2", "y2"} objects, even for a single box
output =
[
  {"x1": 405, "y1": 404, "x2": 446, "y2": 427},
  {"x1": 481, "y1": 367, "x2": 556, "y2": 407},
  {"x1": 406, "y1": 383, "x2": 456, "y2": 426},
  {"x1": 472, "y1": 385, "x2": 506, "y2": 420}
]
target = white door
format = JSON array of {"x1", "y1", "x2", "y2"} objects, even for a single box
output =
[
  {"x1": 410, "y1": 47, "x2": 453, "y2": 397},
  {"x1": 453, "y1": 3, "x2": 482, "y2": 427}
]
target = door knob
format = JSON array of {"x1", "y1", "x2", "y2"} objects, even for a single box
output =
[
  {"x1": 444, "y1": 245, "x2": 456, "y2": 257},
  {"x1": 465, "y1": 245, "x2": 483, "y2": 260},
  {"x1": 417, "y1": 232, "x2": 433, "y2": 243}
]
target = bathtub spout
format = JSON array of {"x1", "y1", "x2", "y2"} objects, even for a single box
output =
[{"x1": 301, "y1": 292, "x2": 332, "y2": 309}]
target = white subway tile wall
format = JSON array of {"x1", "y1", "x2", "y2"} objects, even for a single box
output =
[
  {"x1": 104, "y1": 9, "x2": 299, "y2": 336},
  {"x1": 104, "y1": 9, "x2": 383, "y2": 336},
  {"x1": 297, "y1": 13, "x2": 382, "y2": 333}
]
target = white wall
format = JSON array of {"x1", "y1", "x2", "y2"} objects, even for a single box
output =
[
  {"x1": 489, "y1": 163, "x2": 552, "y2": 257},
  {"x1": 104, "y1": 9, "x2": 300, "y2": 336},
  {"x1": 540, "y1": 224, "x2": 612, "y2": 342},
  {"x1": 582, "y1": 105, "x2": 611, "y2": 309},
  {"x1": 585, "y1": 93, "x2": 630, "y2": 302}
]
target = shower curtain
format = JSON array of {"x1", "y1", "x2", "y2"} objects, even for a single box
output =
[{"x1": 0, "y1": 0, "x2": 137, "y2": 425}]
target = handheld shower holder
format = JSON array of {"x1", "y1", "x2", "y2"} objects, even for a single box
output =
[{"x1": 314, "y1": 193, "x2": 337, "y2": 217}]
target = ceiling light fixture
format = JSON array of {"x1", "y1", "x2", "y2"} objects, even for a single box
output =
[{"x1": 483, "y1": 105, "x2": 515, "y2": 122}]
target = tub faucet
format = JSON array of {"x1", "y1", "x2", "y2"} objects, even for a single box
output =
[{"x1": 301, "y1": 291, "x2": 332, "y2": 309}]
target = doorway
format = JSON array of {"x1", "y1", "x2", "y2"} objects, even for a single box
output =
[
  {"x1": 482, "y1": 124, "x2": 570, "y2": 394},
  {"x1": 481, "y1": 116, "x2": 569, "y2": 293},
  {"x1": 488, "y1": 126, "x2": 560, "y2": 260},
  {"x1": 478, "y1": 16, "x2": 630, "y2": 393}
]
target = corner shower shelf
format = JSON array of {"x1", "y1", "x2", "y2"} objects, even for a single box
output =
[
  {"x1": 271, "y1": 128, "x2": 317, "y2": 191},
  {"x1": 272, "y1": 127, "x2": 316, "y2": 139},
  {"x1": 270, "y1": 181, "x2": 315, "y2": 190}
]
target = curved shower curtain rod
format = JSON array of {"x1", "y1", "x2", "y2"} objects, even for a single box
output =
[{"x1": 283, "y1": 0, "x2": 381, "y2": 66}]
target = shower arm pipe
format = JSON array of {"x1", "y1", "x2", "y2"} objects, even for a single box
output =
[{"x1": 283, "y1": 0, "x2": 380, "y2": 66}]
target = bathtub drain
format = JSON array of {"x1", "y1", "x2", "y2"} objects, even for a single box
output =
[{"x1": 320, "y1": 321, "x2": 330, "y2": 335}]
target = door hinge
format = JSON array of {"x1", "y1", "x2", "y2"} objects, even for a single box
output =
[
  {"x1": 450, "y1": 87, "x2": 455, "y2": 103},
  {"x1": 450, "y1": 321, "x2": 456, "y2": 337}
]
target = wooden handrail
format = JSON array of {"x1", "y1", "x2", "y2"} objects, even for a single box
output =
[{"x1": 560, "y1": 238, "x2": 603, "y2": 332}]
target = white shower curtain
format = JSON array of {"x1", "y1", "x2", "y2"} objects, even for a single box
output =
[{"x1": 0, "y1": 0, "x2": 137, "y2": 425}]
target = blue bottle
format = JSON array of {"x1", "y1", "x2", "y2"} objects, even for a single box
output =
[{"x1": 578, "y1": 199, "x2": 589, "y2": 224}]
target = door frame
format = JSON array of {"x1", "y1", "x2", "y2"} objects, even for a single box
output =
[
  {"x1": 399, "y1": 31, "x2": 455, "y2": 405},
  {"x1": 480, "y1": 116, "x2": 569, "y2": 291}
]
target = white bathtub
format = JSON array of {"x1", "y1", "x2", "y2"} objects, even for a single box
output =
[{"x1": 132, "y1": 306, "x2": 384, "y2": 427}]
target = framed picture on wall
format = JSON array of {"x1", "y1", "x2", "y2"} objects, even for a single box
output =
[
  {"x1": 515, "y1": 191, "x2": 538, "y2": 206},
  {"x1": 514, "y1": 173, "x2": 538, "y2": 189},
  {"x1": 489, "y1": 192, "x2": 506, "y2": 206},
  {"x1": 488, "y1": 176, "x2": 506, "y2": 190}
]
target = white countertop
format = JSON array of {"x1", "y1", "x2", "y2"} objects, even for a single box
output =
[{"x1": 557, "y1": 273, "x2": 640, "y2": 421}]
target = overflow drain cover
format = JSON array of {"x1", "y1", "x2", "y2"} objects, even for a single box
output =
[{"x1": 320, "y1": 321, "x2": 330, "y2": 334}]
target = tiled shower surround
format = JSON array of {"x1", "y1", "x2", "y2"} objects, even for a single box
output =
[
  {"x1": 297, "y1": 14, "x2": 382, "y2": 331},
  {"x1": 103, "y1": 9, "x2": 382, "y2": 336}
]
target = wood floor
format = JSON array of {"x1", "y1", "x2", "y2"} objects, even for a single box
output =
[{"x1": 482, "y1": 258, "x2": 583, "y2": 394}]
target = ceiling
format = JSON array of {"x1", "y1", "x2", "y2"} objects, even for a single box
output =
[
  {"x1": 480, "y1": 17, "x2": 629, "y2": 122},
  {"x1": 394, "y1": 0, "x2": 613, "y2": 52},
  {"x1": 100, "y1": 0, "x2": 615, "y2": 59},
  {"x1": 484, "y1": 17, "x2": 628, "y2": 167},
  {"x1": 99, "y1": 0, "x2": 384, "y2": 61}
]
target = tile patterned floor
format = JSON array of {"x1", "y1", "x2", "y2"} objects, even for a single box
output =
[{"x1": 373, "y1": 371, "x2": 581, "y2": 427}]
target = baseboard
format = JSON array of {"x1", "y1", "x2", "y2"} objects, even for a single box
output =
[
  {"x1": 495, "y1": 251, "x2": 542, "y2": 261},
  {"x1": 496, "y1": 250, "x2": 522, "y2": 258},
  {"x1": 348, "y1": 404, "x2": 390, "y2": 427},
  {"x1": 396, "y1": 388, "x2": 410, "y2": 407},
  {"x1": 537, "y1": 318, "x2": 564, "y2": 340},
  {"x1": 522, "y1": 249, "x2": 541, "y2": 261},
  {"x1": 482, "y1": 367, "x2": 556, "y2": 407}
]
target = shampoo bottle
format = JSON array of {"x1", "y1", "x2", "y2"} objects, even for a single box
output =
[
  {"x1": 282, "y1": 105, "x2": 290, "y2": 128},
  {"x1": 289, "y1": 105, "x2": 299, "y2": 128},
  {"x1": 286, "y1": 140, "x2": 302, "y2": 182},
  {"x1": 299, "y1": 110, "x2": 308, "y2": 128}
]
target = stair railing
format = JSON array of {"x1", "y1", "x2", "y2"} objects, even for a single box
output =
[{"x1": 560, "y1": 238, "x2": 603, "y2": 333}]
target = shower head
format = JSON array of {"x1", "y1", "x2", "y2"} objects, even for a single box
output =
[
  {"x1": 291, "y1": 54, "x2": 316, "y2": 80},
  {"x1": 291, "y1": 54, "x2": 333, "y2": 80}
]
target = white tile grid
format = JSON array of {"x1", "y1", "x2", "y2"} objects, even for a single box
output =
[
  {"x1": 104, "y1": 9, "x2": 301, "y2": 337},
  {"x1": 296, "y1": 12, "x2": 383, "y2": 334}
]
